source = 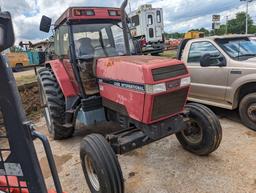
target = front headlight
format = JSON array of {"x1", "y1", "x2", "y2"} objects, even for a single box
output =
[
  {"x1": 180, "y1": 77, "x2": 191, "y2": 87},
  {"x1": 145, "y1": 83, "x2": 167, "y2": 94}
]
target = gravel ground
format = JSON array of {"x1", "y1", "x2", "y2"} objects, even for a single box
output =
[{"x1": 33, "y1": 109, "x2": 256, "y2": 193}]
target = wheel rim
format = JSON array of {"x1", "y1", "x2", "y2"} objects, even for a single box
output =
[
  {"x1": 84, "y1": 155, "x2": 100, "y2": 191},
  {"x1": 39, "y1": 84, "x2": 53, "y2": 133},
  {"x1": 182, "y1": 119, "x2": 203, "y2": 144},
  {"x1": 247, "y1": 103, "x2": 256, "y2": 122}
]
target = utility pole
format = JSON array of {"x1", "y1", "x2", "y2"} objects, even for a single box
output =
[
  {"x1": 240, "y1": 0, "x2": 254, "y2": 34},
  {"x1": 225, "y1": 16, "x2": 229, "y2": 34},
  {"x1": 129, "y1": 1, "x2": 132, "y2": 13}
]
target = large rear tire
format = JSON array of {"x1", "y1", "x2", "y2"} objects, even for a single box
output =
[
  {"x1": 176, "y1": 103, "x2": 222, "y2": 156},
  {"x1": 80, "y1": 134, "x2": 124, "y2": 193},
  {"x1": 37, "y1": 67, "x2": 74, "y2": 140},
  {"x1": 239, "y1": 93, "x2": 256, "y2": 131}
]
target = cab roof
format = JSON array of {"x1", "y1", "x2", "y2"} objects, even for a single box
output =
[{"x1": 54, "y1": 7, "x2": 122, "y2": 28}]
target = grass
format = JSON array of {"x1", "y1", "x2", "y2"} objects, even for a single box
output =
[
  {"x1": 14, "y1": 74, "x2": 37, "y2": 86},
  {"x1": 160, "y1": 50, "x2": 177, "y2": 58}
]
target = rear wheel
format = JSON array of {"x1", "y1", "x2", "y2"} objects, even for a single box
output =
[
  {"x1": 239, "y1": 93, "x2": 256, "y2": 131},
  {"x1": 80, "y1": 134, "x2": 124, "y2": 193},
  {"x1": 14, "y1": 63, "x2": 23, "y2": 72},
  {"x1": 37, "y1": 67, "x2": 74, "y2": 140},
  {"x1": 176, "y1": 103, "x2": 222, "y2": 156}
]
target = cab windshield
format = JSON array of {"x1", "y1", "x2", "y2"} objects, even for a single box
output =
[
  {"x1": 216, "y1": 37, "x2": 256, "y2": 61},
  {"x1": 72, "y1": 22, "x2": 135, "y2": 60}
]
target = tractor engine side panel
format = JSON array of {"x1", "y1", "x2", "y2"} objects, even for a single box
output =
[{"x1": 99, "y1": 82, "x2": 145, "y2": 122}]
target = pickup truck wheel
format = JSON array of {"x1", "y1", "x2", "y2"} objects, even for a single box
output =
[
  {"x1": 80, "y1": 134, "x2": 124, "y2": 193},
  {"x1": 176, "y1": 103, "x2": 222, "y2": 156},
  {"x1": 239, "y1": 93, "x2": 256, "y2": 131}
]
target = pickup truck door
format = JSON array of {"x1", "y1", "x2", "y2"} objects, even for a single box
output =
[{"x1": 183, "y1": 41, "x2": 229, "y2": 102}]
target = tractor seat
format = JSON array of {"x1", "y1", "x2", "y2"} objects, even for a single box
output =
[{"x1": 76, "y1": 38, "x2": 95, "y2": 58}]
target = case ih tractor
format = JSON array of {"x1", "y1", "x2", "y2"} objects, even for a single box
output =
[{"x1": 38, "y1": 1, "x2": 222, "y2": 193}]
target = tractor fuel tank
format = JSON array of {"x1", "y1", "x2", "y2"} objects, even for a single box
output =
[{"x1": 96, "y1": 55, "x2": 190, "y2": 124}]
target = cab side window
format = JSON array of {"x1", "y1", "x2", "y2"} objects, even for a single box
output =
[
  {"x1": 148, "y1": 15, "x2": 153, "y2": 25},
  {"x1": 188, "y1": 41, "x2": 222, "y2": 65}
]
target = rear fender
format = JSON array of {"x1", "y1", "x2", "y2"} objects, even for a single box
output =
[{"x1": 46, "y1": 59, "x2": 78, "y2": 97}]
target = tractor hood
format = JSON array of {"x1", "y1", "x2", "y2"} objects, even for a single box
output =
[{"x1": 96, "y1": 55, "x2": 187, "y2": 84}]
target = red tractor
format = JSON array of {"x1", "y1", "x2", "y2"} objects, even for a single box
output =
[{"x1": 38, "y1": 1, "x2": 222, "y2": 193}]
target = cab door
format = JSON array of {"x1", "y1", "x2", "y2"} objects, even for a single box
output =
[
  {"x1": 184, "y1": 41, "x2": 229, "y2": 102},
  {"x1": 145, "y1": 12, "x2": 156, "y2": 42}
]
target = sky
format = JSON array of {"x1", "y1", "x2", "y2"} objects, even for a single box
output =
[{"x1": 1, "y1": 0, "x2": 256, "y2": 44}]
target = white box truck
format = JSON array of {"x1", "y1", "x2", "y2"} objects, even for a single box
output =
[{"x1": 129, "y1": 4, "x2": 165, "y2": 55}]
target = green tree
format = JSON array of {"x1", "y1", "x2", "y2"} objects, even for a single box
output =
[
  {"x1": 214, "y1": 25, "x2": 226, "y2": 35},
  {"x1": 228, "y1": 12, "x2": 255, "y2": 34}
]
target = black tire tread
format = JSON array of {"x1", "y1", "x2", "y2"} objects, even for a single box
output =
[
  {"x1": 176, "y1": 103, "x2": 222, "y2": 156},
  {"x1": 80, "y1": 134, "x2": 123, "y2": 193},
  {"x1": 187, "y1": 103, "x2": 222, "y2": 151},
  {"x1": 37, "y1": 67, "x2": 74, "y2": 139}
]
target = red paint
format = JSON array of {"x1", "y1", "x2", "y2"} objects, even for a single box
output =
[
  {"x1": 55, "y1": 7, "x2": 121, "y2": 27},
  {"x1": 97, "y1": 55, "x2": 189, "y2": 85},
  {"x1": 47, "y1": 60, "x2": 78, "y2": 97},
  {"x1": 99, "y1": 82, "x2": 145, "y2": 121},
  {"x1": 97, "y1": 55, "x2": 190, "y2": 124},
  {"x1": 0, "y1": 176, "x2": 67, "y2": 193}
]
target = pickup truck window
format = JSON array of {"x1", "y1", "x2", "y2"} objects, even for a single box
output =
[
  {"x1": 216, "y1": 38, "x2": 256, "y2": 60},
  {"x1": 188, "y1": 41, "x2": 222, "y2": 64}
]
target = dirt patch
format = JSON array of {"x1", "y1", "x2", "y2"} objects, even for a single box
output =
[
  {"x1": 1, "y1": 82, "x2": 40, "y2": 120},
  {"x1": 245, "y1": 130, "x2": 256, "y2": 137},
  {"x1": 40, "y1": 154, "x2": 73, "y2": 179},
  {"x1": 33, "y1": 115, "x2": 256, "y2": 193},
  {"x1": 18, "y1": 82, "x2": 41, "y2": 119}
]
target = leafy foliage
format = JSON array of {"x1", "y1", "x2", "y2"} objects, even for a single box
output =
[{"x1": 165, "y1": 12, "x2": 256, "y2": 39}]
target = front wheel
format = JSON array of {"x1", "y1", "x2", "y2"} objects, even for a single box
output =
[
  {"x1": 176, "y1": 103, "x2": 222, "y2": 156},
  {"x1": 239, "y1": 93, "x2": 256, "y2": 131},
  {"x1": 80, "y1": 134, "x2": 124, "y2": 193}
]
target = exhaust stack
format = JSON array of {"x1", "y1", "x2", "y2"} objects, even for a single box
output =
[{"x1": 121, "y1": 0, "x2": 131, "y2": 55}]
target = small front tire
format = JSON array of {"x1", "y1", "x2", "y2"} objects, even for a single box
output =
[
  {"x1": 80, "y1": 134, "x2": 124, "y2": 193},
  {"x1": 176, "y1": 103, "x2": 222, "y2": 156}
]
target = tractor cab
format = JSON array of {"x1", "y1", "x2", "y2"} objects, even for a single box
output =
[
  {"x1": 52, "y1": 7, "x2": 136, "y2": 60},
  {"x1": 40, "y1": 7, "x2": 136, "y2": 96}
]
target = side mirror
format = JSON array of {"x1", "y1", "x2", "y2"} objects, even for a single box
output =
[
  {"x1": 200, "y1": 53, "x2": 226, "y2": 67},
  {"x1": 0, "y1": 11, "x2": 15, "y2": 52},
  {"x1": 200, "y1": 54, "x2": 211, "y2": 67},
  {"x1": 40, "y1": 15, "x2": 52, "y2": 33}
]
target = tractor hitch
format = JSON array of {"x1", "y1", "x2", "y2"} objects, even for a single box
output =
[{"x1": 107, "y1": 115, "x2": 187, "y2": 154}]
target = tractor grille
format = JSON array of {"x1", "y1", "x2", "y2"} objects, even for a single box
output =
[
  {"x1": 152, "y1": 64, "x2": 187, "y2": 81},
  {"x1": 151, "y1": 87, "x2": 188, "y2": 121}
]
